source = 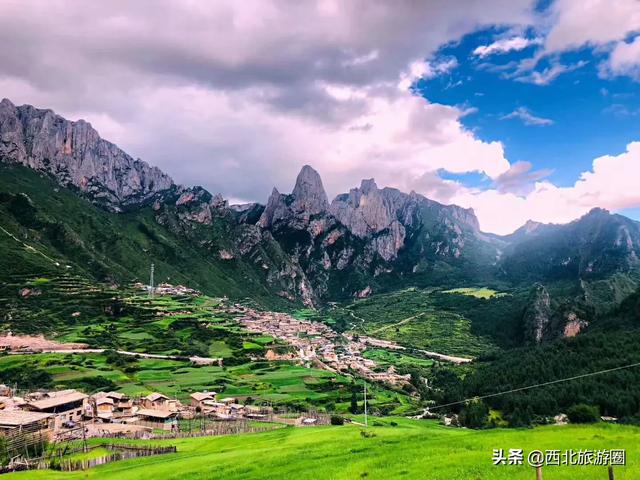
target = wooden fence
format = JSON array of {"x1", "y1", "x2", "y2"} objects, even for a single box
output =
[{"x1": 52, "y1": 444, "x2": 177, "y2": 472}]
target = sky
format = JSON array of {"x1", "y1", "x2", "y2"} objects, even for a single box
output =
[{"x1": 1, "y1": 0, "x2": 639, "y2": 234}]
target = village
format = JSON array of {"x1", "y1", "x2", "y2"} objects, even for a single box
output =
[
  {"x1": 0, "y1": 383, "x2": 303, "y2": 445},
  {"x1": 233, "y1": 305, "x2": 412, "y2": 386},
  {"x1": 0, "y1": 283, "x2": 434, "y2": 465}
]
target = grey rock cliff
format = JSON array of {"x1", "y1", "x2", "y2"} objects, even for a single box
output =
[
  {"x1": 330, "y1": 179, "x2": 412, "y2": 261},
  {"x1": 291, "y1": 165, "x2": 329, "y2": 216},
  {"x1": 330, "y1": 178, "x2": 480, "y2": 261},
  {"x1": 259, "y1": 165, "x2": 329, "y2": 229},
  {"x1": 0, "y1": 98, "x2": 173, "y2": 210},
  {"x1": 523, "y1": 284, "x2": 552, "y2": 344}
]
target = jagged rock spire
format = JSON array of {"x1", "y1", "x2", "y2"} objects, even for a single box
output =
[
  {"x1": 291, "y1": 165, "x2": 329, "y2": 215},
  {"x1": 258, "y1": 166, "x2": 329, "y2": 228}
]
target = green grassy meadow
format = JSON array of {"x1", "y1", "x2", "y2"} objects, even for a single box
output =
[
  {"x1": 328, "y1": 288, "x2": 499, "y2": 357},
  {"x1": 441, "y1": 287, "x2": 508, "y2": 299},
  {"x1": 7, "y1": 420, "x2": 640, "y2": 479}
]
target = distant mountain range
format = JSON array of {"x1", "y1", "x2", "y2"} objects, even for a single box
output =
[{"x1": 2, "y1": 98, "x2": 640, "y2": 342}]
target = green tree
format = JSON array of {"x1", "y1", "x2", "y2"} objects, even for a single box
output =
[
  {"x1": 567, "y1": 404, "x2": 600, "y2": 424},
  {"x1": 350, "y1": 382, "x2": 359, "y2": 414},
  {"x1": 459, "y1": 400, "x2": 489, "y2": 429}
]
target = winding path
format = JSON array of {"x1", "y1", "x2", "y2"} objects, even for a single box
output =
[{"x1": 9, "y1": 348, "x2": 222, "y2": 365}]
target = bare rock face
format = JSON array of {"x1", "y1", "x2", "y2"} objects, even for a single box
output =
[
  {"x1": 171, "y1": 186, "x2": 228, "y2": 225},
  {"x1": 291, "y1": 165, "x2": 329, "y2": 216},
  {"x1": 330, "y1": 178, "x2": 479, "y2": 261},
  {"x1": 259, "y1": 165, "x2": 329, "y2": 229},
  {"x1": 523, "y1": 284, "x2": 552, "y2": 344},
  {"x1": 330, "y1": 179, "x2": 411, "y2": 261},
  {"x1": 563, "y1": 312, "x2": 588, "y2": 338},
  {"x1": 0, "y1": 98, "x2": 173, "y2": 210}
]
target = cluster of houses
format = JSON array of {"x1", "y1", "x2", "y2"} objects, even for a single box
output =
[
  {"x1": 133, "y1": 282, "x2": 200, "y2": 296},
  {"x1": 0, "y1": 385, "x2": 270, "y2": 441},
  {"x1": 234, "y1": 306, "x2": 411, "y2": 386}
]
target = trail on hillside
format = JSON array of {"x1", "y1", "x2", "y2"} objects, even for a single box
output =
[{"x1": 370, "y1": 312, "x2": 426, "y2": 335}]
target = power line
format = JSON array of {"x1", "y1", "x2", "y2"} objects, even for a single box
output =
[{"x1": 429, "y1": 361, "x2": 640, "y2": 411}]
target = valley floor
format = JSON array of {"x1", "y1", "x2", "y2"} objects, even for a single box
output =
[{"x1": 7, "y1": 419, "x2": 640, "y2": 480}]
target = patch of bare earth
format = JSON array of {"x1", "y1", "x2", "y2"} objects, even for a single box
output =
[{"x1": 0, "y1": 334, "x2": 88, "y2": 352}]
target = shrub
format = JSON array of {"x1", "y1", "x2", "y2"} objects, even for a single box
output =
[
  {"x1": 330, "y1": 415, "x2": 345, "y2": 426},
  {"x1": 567, "y1": 404, "x2": 600, "y2": 424}
]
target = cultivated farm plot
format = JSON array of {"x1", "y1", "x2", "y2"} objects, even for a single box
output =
[{"x1": 0, "y1": 353, "x2": 409, "y2": 413}]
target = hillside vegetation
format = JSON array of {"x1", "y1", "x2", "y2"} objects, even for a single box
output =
[{"x1": 0, "y1": 164, "x2": 290, "y2": 309}]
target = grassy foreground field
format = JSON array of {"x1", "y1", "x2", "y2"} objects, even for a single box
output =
[{"x1": 8, "y1": 419, "x2": 640, "y2": 480}]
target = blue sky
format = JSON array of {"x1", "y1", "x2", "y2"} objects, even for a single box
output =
[
  {"x1": 417, "y1": 27, "x2": 640, "y2": 190},
  {"x1": 3, "y1": 0, "x2": 640, "y2": 233}
]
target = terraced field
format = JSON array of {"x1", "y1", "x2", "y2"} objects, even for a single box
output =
[
  {"x1": 0, "y1": 272, "x2": 259, "y2": 357},
  {"x1": 0, "y1": 353, "x2": 414, "y2": 413}
]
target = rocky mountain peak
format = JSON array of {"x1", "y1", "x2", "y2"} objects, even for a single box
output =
[
  {"x1": 0, "y1": 98, "x2": 174, "y2": 211},
  {"x1": 291, "y1": 165, "x2": 329, "y2": 215},
  {"x1": 584, "y1": 207, "x2": 611, "y2": 219},
  {"x1": 258, "y1": 167, "x2": 329, "y2": 229},
  {"x1": 360, "y1": 178, "x2": 378, "y2": 194}
]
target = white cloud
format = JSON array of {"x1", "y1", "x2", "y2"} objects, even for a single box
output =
[
  {"x1": 398, "y1": 56, "x2": 458, "y2": 90},
  {"x1": 515, "y1": 59, "x2": 588, "y2": 85},
  {"x1": 602, "y1": 36, "x2": 640, "y2": 80},
  {"x1": 501, "y1": 106, "x2": 553, "y2": 125},
  {"x1": 477, "y1": 1, "x2": 640, "y2": 84},
  {"x1": 4, "y1": 1, "x2": 640, "y2": 236},
  {"x1": 342, "y1": 49, "x2": 379, "y2": 67},
  {"x1": 445, "y1": 142, "x2": 640, "y2": 234},
  {"x1": 513, "y1": 0, "x2": 640, "y2": 84},
  {"x1": 473, "y1": 36, "x2": 541, "y2": 58},
  {"x1": 544, "y1": 0, "x2": 640, "y2": 53},
  {"x1": 0, "y1": 0, "x2": 531, "y2": 205}
]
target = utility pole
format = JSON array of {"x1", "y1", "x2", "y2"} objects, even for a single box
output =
[
  {"x1": 363, "y1": 381, "x2": 368, "y2": 427},
  {"x1": 149, "y1": 263, "x2": 155, "y2": 297}
]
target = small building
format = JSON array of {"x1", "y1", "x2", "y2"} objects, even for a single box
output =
[
  {"x1": 0, "y1": 410, "x2": 53, "y2": 438},
  {"x1": 25, "y1": 390, "x2": 87, "y2": 430},
  {"x1": 244, "y1": 405, "x2": 273, "y2": 419},
  {"x1": 94, "y1": 397, "x2": 115, "y2": 420},
  {"x1": 202, "y1": 401, "x2": 229, "y2": 416},
  {"x1": 88, "y1": 392, "x2": 135, "y2": 421},
  {"x1": 228, "y1": 403, "x2": 245, "y2": 417},
  {"x1": 141, "y1": 393, "x2": 179, "y2": 412},
  {"x1": 190, "y1": 392, "x2": 217, "y2": 409},
  {"x1": 135, "y1": 408, "x2": 178, "y2": 431},
  {"x1": 103, "y1": 392, "x2": 134, "y2": 418}
]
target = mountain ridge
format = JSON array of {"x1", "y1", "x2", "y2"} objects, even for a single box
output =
[
  {"x1": 0, "y1": 98, "x2": 174, "y2": 211},
  {"x1": 2, "y1": 99, "x2": 640, "y2": 323}
]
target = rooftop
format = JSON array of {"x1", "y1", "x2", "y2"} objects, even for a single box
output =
[
  {"x1": 190, "y1": 392, "x2": 217, "y2": 401},
  {"x1": 136, "y1": 408, "x2": 177, "y2": 419},
  {"x1": 145, "y1": 393, "x2": 169, "y2": 402},
  {"x1": 0, "y1": 410, "x2": 52, "y2": 426},
  {"x1": 28, "y1": 391, "x2": 88, "y2": 410}
]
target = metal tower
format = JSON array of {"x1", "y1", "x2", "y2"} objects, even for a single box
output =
[{"x1": 149, "y1": 263, "x2": 155, "y2": 297}]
